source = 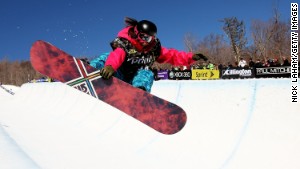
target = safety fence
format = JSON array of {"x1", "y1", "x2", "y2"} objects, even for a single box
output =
[{"x1": 155, "y1": 66, "x2": 297, "y2": 80}]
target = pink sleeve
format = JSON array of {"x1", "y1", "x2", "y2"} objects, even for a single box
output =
[
  {"x1": 104, "y1": 48, "x2": 126, "y2": 71},
  {"x1": 156, "y1": 47, "x2": 194, "y2": 66}
]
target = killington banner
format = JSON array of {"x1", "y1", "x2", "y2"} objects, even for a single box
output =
[{"x1": 221, "y1": 68, "x2": 254, "y2": 79}]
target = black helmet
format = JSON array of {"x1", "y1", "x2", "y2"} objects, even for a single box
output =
[{"x1": 135, "y1": 20, "x2": 157, "y2": 36}]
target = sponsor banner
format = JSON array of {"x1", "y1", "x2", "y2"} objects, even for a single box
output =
[
  {"x1": 191, "y1": 70, "x2": 220, "y2": 80},
  {"x1": 30, "y1": 78, "x2": 51, "y2": 83},
  {"x1": 255, "y1": 66, "x2": 291, "y2": 78},
  {"x1": 221, "y1": 68, "x2": 254, "y2": 79},
  {"x1": 157, "y1": 70, "x2": 169, "y2": 80},
  {"x1": 168, "y1": 70, "x2": 192, "y2": 80}
]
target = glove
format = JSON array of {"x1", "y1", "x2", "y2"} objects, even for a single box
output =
[
  {"x1": 192, "y1": 53, "x2": 208, "y2": 61},
  {"x1": 100, "y1": 65, "x2": 115, "y2": 79}
]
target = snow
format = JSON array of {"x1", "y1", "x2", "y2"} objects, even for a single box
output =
[
  {"x1": 0, "y1": 79, "x2": 299, "y2": 169},
  {"x1": 0, "y1": 85, "x2": 20, "y2": 97}
]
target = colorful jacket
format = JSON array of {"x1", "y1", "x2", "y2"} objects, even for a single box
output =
[{"x1": 105, "y1": 26, "x2": 194, "y2": 79}]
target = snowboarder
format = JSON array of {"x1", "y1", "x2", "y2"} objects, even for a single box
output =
[{"x1": 90, "y1": 17, "x2": 208, "y2": 92}]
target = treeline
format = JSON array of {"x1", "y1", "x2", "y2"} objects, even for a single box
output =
[
  {"x1": 0, "y1": 58, "x2": 43, "y2": 86},
  {"x1": 184, "y1": 7, "x2": 296, "y2": 67}
]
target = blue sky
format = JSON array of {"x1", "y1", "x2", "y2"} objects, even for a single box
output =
[{"x1": 0, "y1": 0, "x2": 293, "y2": 61}]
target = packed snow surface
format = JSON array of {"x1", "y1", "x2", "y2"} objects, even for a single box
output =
[{"x1": 0, "y1": 79, "x2": 299, "y2": 169}]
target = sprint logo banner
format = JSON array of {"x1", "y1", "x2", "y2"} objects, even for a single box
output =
[{"x1": 192, "y1": 70, "x2": 220, "y2": 80}]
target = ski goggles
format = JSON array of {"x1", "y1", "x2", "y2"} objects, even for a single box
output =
[{"x1": 138, "y1": 33, "x2": 154, "y2": 43}]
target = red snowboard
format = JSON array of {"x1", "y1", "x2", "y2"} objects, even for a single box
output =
[{"x1": 30, "y1": 40, "x2": 187, "y2": 134}]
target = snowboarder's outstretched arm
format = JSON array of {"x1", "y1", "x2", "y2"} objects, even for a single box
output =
[{"x1": 156, "y1": 47, "x2": 207, "y2": 66}]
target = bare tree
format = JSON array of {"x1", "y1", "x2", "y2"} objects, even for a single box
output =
[
  {"x1": 197, "y1": 33, "x2": 233, "y2": 65},
  {"x1": 251, "y1": 19, "x2": 273, "y2": 61},
  {"x1": 269, "y1": 7, "x2": 290, "y2": 61},
  {"x1": 0, "y1": 59, "x2": 43, "y2": 86},
  {"x1": 221, "y1": 17, "x2": 247, "y2": 62},
  {"x1": 0, "y1": 57, "x2": 9, "y2": 84},
  {"x1": 183, "y1": 32, "x2": 198, "y2": 52},
  {"x1": 251, "y1": 6, "x2": 290, "y2": 63}
]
